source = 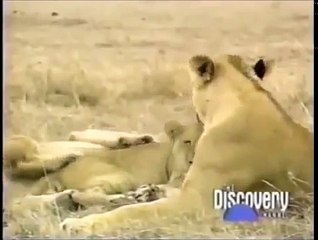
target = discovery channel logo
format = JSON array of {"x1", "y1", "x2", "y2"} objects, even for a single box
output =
[{"x1": 213, "y1": 185, "x2": 290, "y2": 222}]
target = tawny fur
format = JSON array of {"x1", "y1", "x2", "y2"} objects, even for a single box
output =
[
  {"x1": 68, "y1": 129, "x2": 157, "y2": 149},
  {"x1": 4, "y1": 129, "x2": 158, "y2": 180},
  {"x1": 27, "y1": 120, "x2": 203, "y2": 197},
  {"x1": 60, "y1": 54, "x2": 313, "y2": 236},
  {"x1": 4, "y1": 135, "x2": 106, "y2": 180}
]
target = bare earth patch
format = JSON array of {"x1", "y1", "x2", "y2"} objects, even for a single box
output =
[{"x1": 4, "y1": 1, "x2": 313, "y2": 239}]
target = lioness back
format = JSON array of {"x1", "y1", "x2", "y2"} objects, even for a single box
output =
[{"x1": 187, "y1": 54, "x2": 313, "y2": 195}]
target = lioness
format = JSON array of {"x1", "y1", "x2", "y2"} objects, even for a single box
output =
[
  {"x1": 28, "y1": 120, "x2": 203, "y2": 197},
  {"x1": 60, "y1": 54, "x2": 313, "y2": 236}
]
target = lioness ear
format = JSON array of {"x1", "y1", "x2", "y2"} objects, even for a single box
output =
[
  {"x1": 164, "y1": 120, "x2": 184, "y2": 140},
  {"x1": 189, "y1": 55, "x2": 215, "y2": 86},
  {"x1": 253, "y1": 58, "x2": 274, "y2": 80},
  {"x1": 198, "y1": 60, "x2": 214, "y2": 78}
]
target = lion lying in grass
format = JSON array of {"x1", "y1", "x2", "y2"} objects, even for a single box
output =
[
  {"x1": 29, "y1": 120, "x2": 202, "y2": 197},
  {"x1": 60, "y1": 54, "x2": 313, "y2": 236},
  {"x1": 4, "y1": 130, "x2": 157, "y2": 180},
  {"x1": 5, "y1": 120, "x2": 203, "y2": 199}
]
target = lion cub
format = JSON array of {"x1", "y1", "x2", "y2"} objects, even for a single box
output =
[
  {"x1": 4, "y1": 130, "x2": 158, "y2": 180},
  {"x1": 30, "y1": 120, "x2": 203, "y2": 195}
]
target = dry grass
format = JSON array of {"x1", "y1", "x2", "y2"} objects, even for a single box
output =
[{"x1": 3, "y1": 1, "x2": 313, "y2": 239}]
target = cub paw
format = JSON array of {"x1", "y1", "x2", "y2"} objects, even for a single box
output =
[
  {"x1": 68, "y1": 190, "x2": 105, "y2": 208},
  {"x1": 127, "y1": 184, "x2": 164, "y2": 203}
]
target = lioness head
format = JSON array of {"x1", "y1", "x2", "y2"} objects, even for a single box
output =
[
  {"x1": 164, "y1": 119, "x2": 203, "y2": 186},
  {"x1": 188, "y1": 54, "x2": 275, "y2": 124}
]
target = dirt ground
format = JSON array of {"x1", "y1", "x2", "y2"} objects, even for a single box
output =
[{"x1": 4, "y1": 1, "x2": 313, "y2": 238}]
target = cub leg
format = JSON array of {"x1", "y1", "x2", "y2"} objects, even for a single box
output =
[
  {"x1": 68, "y1": 130, "x2": 154, "y2": 149},
  {"x1": 6, "y1": 154, "x2": 79, "y2": 180},
  {"x1": 84, "y1": 173, "x2": 137, "y2": 195},
  {"x1": 70, "y1": 184, "x2": 166, "y2": 209},
  {"x1": 69, "y1": 187, "x2": 132, "y2": 209},
  {"x1": 30, "y1": 174, "x2": 65, "y2": 195}
]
